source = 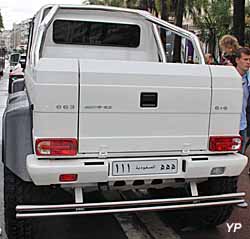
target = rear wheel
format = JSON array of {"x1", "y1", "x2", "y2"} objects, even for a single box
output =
[
  {"x1": 187, "y1": 177, "x2": 238, "y2": 228},
  {"x1": 4, "y1": 166, "x2": 34, "y2": 239},
  {"x1": 149, "y1": 177, "x2": 237, "y2": 228},
  {"x1": 4, "y1": 166, "x2": 72, "y2": 239}
]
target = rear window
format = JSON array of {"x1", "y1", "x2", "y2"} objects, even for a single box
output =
[
  {"x1": 53, "y1": 20, "x2": 140, "y2": 48},
  {"x1": 10, "y1": 54, "x2": 20, "y2": 63}
]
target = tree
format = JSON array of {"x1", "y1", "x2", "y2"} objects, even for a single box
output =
[
  {"x1": 160, "y1": 0, "x2": 168, "y2": 20},
  {"x1": 0, "y1": 10, "x2": 4, "y2": 31},
  {"x1": 172, "y1": 0, "x2": 208, "y2": 62},
  {"x1": 233, "y1": 0, "x2": 245, "y2": 46},
  {"x1": 185, "y1": 0, "x2": 209, "y2": 25},
  {"x1": 87, "y1": 0, "x2": 124, "y2": 7},
  {"x1": 193, "y1": 0, "x2": 232, "y2": 56},
  {"x1": 173, "y1": 0, "x2": 185, "y2": 62},
  {"x1": 245, "y1": 1, "x2": 250, "y2": 46}
]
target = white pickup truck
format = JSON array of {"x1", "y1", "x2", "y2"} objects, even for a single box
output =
[{"x1": 2, "y1": 4, "x2": 248, "y2": 239}]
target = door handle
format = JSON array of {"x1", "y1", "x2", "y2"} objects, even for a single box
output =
[{"x1": 140, "y1": 92, "x2": 158, "y2": 108}]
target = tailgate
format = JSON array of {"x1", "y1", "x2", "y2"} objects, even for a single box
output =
[{"x1": 79, "y1": 60, "x2": 211, "y2": 154}]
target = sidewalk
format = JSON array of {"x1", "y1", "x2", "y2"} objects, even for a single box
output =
[
  {"x1": 0, "y1": 65, "x2": 9, "y2": 131},
  {"x1": 0, "y1": 66, "x2": 8, "y2": 238}
]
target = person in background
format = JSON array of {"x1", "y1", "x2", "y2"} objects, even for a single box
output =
[
  {"x1": 187, "y1": 56, "x2": 194, "y2": 64},
  {"x1": 205, "y1": 53, "x2": 214, "y2": 65},
  {"x1": 235, "y1": 47, "x2": 250, "y2": 154},
  {"x1": 246, "y1": 102, "x2": 250, "y2": 164},
  {"x1": 219, "y1": 35, "x2": 240, "y2": 66},
  {"x1": 245, "y1": 67, "x2": 250, "y2": 174}
]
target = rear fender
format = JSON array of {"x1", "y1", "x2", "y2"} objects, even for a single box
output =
[{"x1": 2, "y1": 91, "x2": 33, "y2": 181}]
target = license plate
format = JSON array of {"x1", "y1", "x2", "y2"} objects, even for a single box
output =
[{"x1": 112, "y1": 159, "x2": 178, "y2": 176}]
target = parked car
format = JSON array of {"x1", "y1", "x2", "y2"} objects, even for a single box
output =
[
  {"x1": 8, "y1": 53, "x2": 26, "y2": 93},
  {"x1": 8, "y1": 67, "x2": 24, "y2": 93},
  {"x1": 9, "y1": 52, "x2": 20, "y2": 72},
  {"x1": 19, "y1": 54, "x2": 26, "y2": 69}
]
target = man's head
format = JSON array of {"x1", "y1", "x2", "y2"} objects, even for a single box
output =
[{"x1": 235, "y1": 47, "x2": 250, "y2": 76}]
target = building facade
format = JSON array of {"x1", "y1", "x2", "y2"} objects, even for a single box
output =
[
  {"x1": 11, "y1": 19, "x2": 31, "y2": 52},
  {"x1": 0, "y1": 18, "x2": 30, "y2": 53},
  {"x1": 0, "y1": 30, "x2": 12, "y2": 51}
]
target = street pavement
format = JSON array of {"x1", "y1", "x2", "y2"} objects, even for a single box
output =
[{"x1": 0, "y1": 64, "x2": 250, "y2": 239}]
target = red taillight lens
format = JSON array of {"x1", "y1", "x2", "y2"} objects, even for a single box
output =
[
  {"x1": 35, "y1": 139, "x2": 78, "y2": 156},
  {"x1": 209, "y1": 136, "x2": 242, "y2": 152},
  {"x1": 59, "y1": 174, "x2": 78, "y2": 182}
]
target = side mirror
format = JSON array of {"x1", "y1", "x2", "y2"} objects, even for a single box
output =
[{"x1": 19, "y1": 59, "x2": 26, "y2": 70}]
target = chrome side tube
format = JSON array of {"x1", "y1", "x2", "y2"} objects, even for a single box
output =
[
  {"x1": 17, "y1": 192, "x2": 245, "y2": 212},
  {"x1": 143, "y1": 14, "x2": 205, "y2": 65},
  {"x1": 152, "y1": 24, "x2": 166, "y2": 63},
  {"x1": 16, "y1": 199, "x2": 244, "y2": 219},
  {"x1": 34, "y1": 5, "x2": 59, "y2": 65}
]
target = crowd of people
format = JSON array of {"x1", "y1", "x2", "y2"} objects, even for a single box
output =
[{"x1": 206, "y1": 35, "x2": 250, "y2": 172}]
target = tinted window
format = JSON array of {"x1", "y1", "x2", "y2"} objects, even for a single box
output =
[
  {"x1": 159, "y1": 27, "x2": 198, "y2": 64},
  {"x1": 53, "y1": 20, "x2": 140, "y2": 48},
  {"x1": 10, "y1": 54, "x2": 20, "y2": 66}
]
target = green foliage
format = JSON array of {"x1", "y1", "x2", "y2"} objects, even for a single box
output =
[
  {"x1": 83, "y1": 0, "x2": 233, "y2": 55},
  {"x1": 246, "y1": 1, "x2": 250, "y2": 45},
  {"x1": 87, "y1": 0, "x2": 123, "y2": 7},
  {"x1": 192, "y1": 0, "x2": 232, "y2": 55},
  {"x1": 87, "y1": 0, "x2": 135, "y2": 7},
  {"x1": 0, "y1": 10, "x2": 4, "y2": 31},
  {"x1": 86, "y1": 0, "x2": 158, "y2": 12},
  {"x1": 154, "y1": 0, "x2": 161, "y2": 14},
  {"x1": 185, "y1": 0, "x2": 209, "y2": 23},
  {"x1": 197, "y1": 0, "x2": 232, "y2": 40},
  {"x1": 246, "y1": 1, "x2": 250, "y2": 18}
]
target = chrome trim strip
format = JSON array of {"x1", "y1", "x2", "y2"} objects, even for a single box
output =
[
  {"x1": 16, "y1": 192, "x2": 245, "y2": 212},
  {"x1": 16, "y1": 198, "x2": 244, "y2": 218}
]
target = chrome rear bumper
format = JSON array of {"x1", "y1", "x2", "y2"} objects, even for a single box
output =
[{"x1": 16, "y1": 192, "x2": 246, "y2": 219}]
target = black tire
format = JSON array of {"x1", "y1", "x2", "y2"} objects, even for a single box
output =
[
  {"x1": 4, "y1": 166, "x2": 72, "y2": 239},
  {"x1": 4, "y1": 166, "x2": 33, "y2": 239},
  {"x1": 148, "y1": 177, "x2": 237, "y2": 229},
  {"x1": 187, "y1": 177, "x2": 238, "y2": 228}
]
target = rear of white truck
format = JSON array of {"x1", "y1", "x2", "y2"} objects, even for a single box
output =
[{"x1": 2, "y1": 5, "x2": 248, "y2": 239}]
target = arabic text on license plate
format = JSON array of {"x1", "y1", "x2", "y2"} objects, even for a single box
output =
[{"x1": 112, "y1": 159, "x2": 178, "y2": 176}]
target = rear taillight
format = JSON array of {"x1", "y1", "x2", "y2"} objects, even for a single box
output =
[
  {"x1": 59, "y1": 174, "x2": 78, "y2": 182},
  {"x1": 35, "y1": 139, "x2": 78, "y2": 156},
  {"x1": 209, "y1": 136, "x2": 242, "y2": 152}
]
